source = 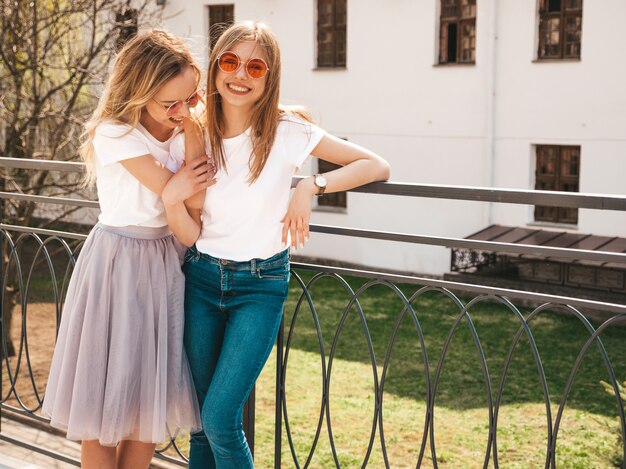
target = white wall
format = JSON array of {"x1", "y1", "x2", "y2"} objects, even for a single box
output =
[
  {"x1": 491, "y1": 0, "x2": 626, "y2": 237},
  {"x1": 159, "y1": 0, "x2": 626, "y2": 274}
]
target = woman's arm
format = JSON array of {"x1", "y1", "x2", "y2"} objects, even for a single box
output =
[
  {"x1": 123, "y1": 154, "x2": 213, "y2": 247},
  {"x1": 159, "y1": 117, "x2": 213, "y2": 246},
  {"x1": 310, "y1": 133, "x2": 390, "y2": 192},
  {"x1": 182, "y1": 116, "x2": 209, "y2": 210},
  {"x1": 281, "y1": 133, "x2": 390, "y2": 249},
  {"x1": 162, "y1": 182, "x2": 204, "y2": 247},
  {"x1": 120, "y1": 153, "x2": 211, "y2": 198}
]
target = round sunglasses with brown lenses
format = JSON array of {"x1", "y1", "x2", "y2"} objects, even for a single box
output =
[{"x1": 217, "y1": 51, "x2": 270, "y2": 79}]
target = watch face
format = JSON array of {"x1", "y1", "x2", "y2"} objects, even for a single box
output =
[{"x1": 315, "y1": 175, "x2": 327, "y2": 187}]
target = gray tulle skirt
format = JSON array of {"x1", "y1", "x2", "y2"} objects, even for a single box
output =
[{"x1": 42, "y1": 223, "x2": 201, "y2": 446}]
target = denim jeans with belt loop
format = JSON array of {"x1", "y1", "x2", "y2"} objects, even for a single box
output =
[{"x1": 183, "y1": 245, "x2": 290, "y2": 469}]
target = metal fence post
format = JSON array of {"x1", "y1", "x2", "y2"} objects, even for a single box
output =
[
  {"x1": 274, "y1": 316, "x2": 284, "y2": 469},
  {"x1": 243, "y1": 388, "x2": 255, "y2": 458},
  {"x1": 0, "y1": 183, "x2": 3, "y2": 434}
]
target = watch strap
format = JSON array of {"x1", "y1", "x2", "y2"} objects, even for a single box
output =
[{"x1": 313, "y1": 174, "x2": 326, "y2": 196}]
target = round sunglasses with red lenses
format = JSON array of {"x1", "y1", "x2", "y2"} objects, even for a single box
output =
[
  {"x1": 157, "y1": 89, "x2": 205, "y2": 117},
  {"x1": 217, "y1": 52, "x2": 270, "y2": 79}
]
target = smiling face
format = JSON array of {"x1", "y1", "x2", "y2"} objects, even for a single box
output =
[
  {"x1": 215, "y1": 40, "x2": 268, "y2": 116},
  {"x1": 140, "y1": 65, "x2": 198, "y2": 140}
]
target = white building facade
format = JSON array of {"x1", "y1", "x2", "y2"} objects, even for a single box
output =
[{"x1": 156, "y1": 0, "x2": 626, "y2": 276}]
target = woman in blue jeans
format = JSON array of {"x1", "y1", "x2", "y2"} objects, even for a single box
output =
[{"x1": 162, "y1": 21, "x2": 390, "y2": 468}]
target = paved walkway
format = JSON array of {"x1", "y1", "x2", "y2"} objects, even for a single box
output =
[
  {"x1": 0, "y1": 454, "x2": 51, "y2": 469},
  {"x1": 0, "y1": 414, "x2": 79, "y2": 468},
  {"x1": 0, "y1": 413, "x2": 183, "y2": 469}
]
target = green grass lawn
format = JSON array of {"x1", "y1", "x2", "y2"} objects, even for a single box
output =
[{"x1": 249, "y1": 269, "x2": 626, "y2": 468}]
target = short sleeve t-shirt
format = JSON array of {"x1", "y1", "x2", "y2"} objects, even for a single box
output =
[
  {"x1": 170, "y1": 114, "x2": 325, "y2": 261},
  {"x1": 92, "y1": 121, "x2": 179, "y2": 227}
]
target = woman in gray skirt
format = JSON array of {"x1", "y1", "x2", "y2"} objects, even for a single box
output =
[{"x1": 42, "y1": 30, "x2": 213, "y2": 469}]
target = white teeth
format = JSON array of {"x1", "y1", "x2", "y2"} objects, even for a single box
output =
[{"x1": 228, "y1": 83, "x2": 250, "y2": 93}]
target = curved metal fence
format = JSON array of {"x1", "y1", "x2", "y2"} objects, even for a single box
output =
[
  {"x1": 278, "y1": 265, "x2": 626, "y2": 468},
  {"x1": 1, "y1": 158, "x2": 625, "y2": 468}
]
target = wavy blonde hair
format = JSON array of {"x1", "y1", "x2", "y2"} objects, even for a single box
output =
[
  {"x1": 81, "y1": 30, "x2": 201, "y2": 184},
  {"x1": 206, "y1": 21, "x2": 312, "y2": 183}
]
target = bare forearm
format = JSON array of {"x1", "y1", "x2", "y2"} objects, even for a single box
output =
[
  {"x1": 183, "y1": 117, "x2": 206, "y2": 161},
  {"x1": 301, "y1": 158, "x2": 390, "y2": 196},
  {"x1": 164, "y1": 202, "x2": 201, "y2": 247},
  {"x1": 183, "y1": 117, "x2": 208, "y2": 208},
  {"x1": 185, "y1": 192, "x2": 205, "y2": 210},
  {"x1": 309, "y1": 135, "x2": 390, "y2": 195},
  {"x1": 121, "y1": 156, "x2": 173, "y2": 196}
]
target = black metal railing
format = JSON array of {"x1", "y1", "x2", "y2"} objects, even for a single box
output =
[{"x1": 1, "y1": 157, "x2": 625, "y2": 468}]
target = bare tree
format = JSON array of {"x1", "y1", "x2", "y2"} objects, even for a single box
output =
[{"x1": 0, "y1": 0, "x2": 161, "y2": 357}]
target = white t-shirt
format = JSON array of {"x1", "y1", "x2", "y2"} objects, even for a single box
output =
[
  {"x1": 170, "y1": 115, "x2": 325, "y2": 261},
  {"x1": 92, "y1": 121, "x2": 180, "y2": 227}
]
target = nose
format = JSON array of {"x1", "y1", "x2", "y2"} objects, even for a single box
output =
[
  {"x1": 177, "y1": 103, "x2": 191, "y2": 118},
  {"x1": 234, "y1": 62, "x2": 248, "y2": 80}
]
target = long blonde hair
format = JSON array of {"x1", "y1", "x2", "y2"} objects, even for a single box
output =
[
  {"x1": 81, "y1": 30, "x2": 201, "y2": 184},
  {"x1": 206, "y1": 21, "x2": 312, "y2": 183}
]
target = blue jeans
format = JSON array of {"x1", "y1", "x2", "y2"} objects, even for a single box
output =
[{"x1": 183, "y1": 246, "x2": 289, "y2": 469}]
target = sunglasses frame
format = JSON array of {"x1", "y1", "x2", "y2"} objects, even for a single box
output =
[
  {"x1": 154, "y1": 88, "x2": 206, "y2": 117},
  {"x1": 216, "y1": 51, "x2": 270, "y2": 79}
]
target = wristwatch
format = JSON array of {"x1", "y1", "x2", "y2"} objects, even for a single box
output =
[{"x1": 313, "y1": 173, "x2": 327, "y2": 196}]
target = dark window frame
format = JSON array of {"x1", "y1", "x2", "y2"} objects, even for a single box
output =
[
  {"x1": 316, "y1": 0, "x2": 347, "y2": 69},
  {"x1": 316, "y1": 159, "x2": 347, "y2": 210},
  {"x1": 534, "y1": 144, "x2": 580, "y2": 225},
  {"x1": 537, "y1": 0, "x2": 583, "y2": 60},
  {"x1": 208, "y1": 4, "x2": 235, "y2": 53},
  {"x1": 115, "y1": 8, "x2": 138, "y2": 51},
  {"x1": 438, "y1": 0, "x2": 477, "y2": 65}
]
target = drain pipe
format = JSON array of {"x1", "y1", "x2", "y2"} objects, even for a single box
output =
[{"x1": 485, "y1": 0, "x2": 498, "y2": 225}]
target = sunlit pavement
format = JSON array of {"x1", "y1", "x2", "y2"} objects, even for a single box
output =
[{"x1": 0, "y1": 414, "x2": 78, "y2": 469}]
